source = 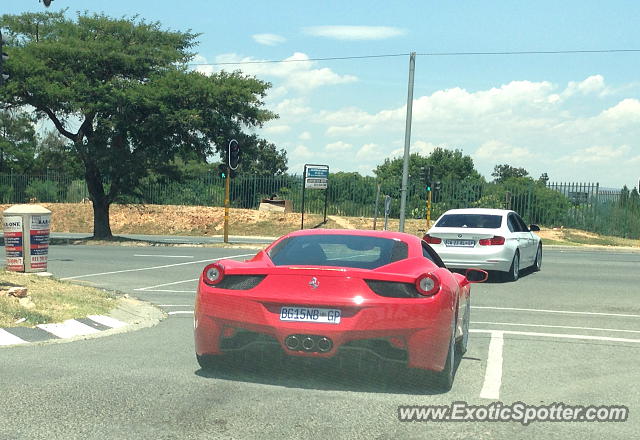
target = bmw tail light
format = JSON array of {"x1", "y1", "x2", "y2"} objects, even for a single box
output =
[
  {"x1": 203, "y1": 263, "x2": 224, "y2": 285},
  {"x1": 478, "y1": 236, "x2": 505, "y2": 246},
  {"x1": 424, "y1": 234, "x2": 442, "y2": 244},
  {"x1": 415, "y1": 273, "x2": 441, "y2": 296}
]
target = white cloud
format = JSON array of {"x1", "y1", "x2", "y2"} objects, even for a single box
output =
[
  {"x1": 325, "y1": 141, "x2": 353, "y2": 152},
  {"x1": 356, "y1": 143, "x2": 382, "y2": 160},
  {"x1": 274, "y1": 98, "x2": 312, "y2": 118},
  {"x1": 299, "y1": 131, "x2": 312, "y2": 140},
  {"x1": 475, "y1": 141, "x2": 535, "y2": 161},
  {"x1": 562, "y1": 75, "x2": 607, "y2": 99},
  {"x1": 303, "y1": 25, "x2": 406, "y2": 40},
  {"x1": 209, "y1": 52, "x2": 357, "y2": 92},
  {"x1": 264, "y1": 125, "x2": 291, "y2": 134},
  {"x1": 292, "y1": 145, "x2": 314, "y2": 159},
  {"x1": 559, "y1": 145, "x2": 631, "y2": 164},
  {"x1": 252, "y1": 33, "x2": 286, "y2": 46}
]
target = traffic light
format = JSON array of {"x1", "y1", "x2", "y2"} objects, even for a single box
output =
[
  {"x1": 228, "y1": 139, "x2": 240, "y2": 170},
  {"x1": 42, "y1": 0, "x2": 54, "y2": 7},
  {"x1": 218, "y1": 164, "x2": 227, "y2": 179},
  {"x1": 0, "y1": 30, "x2": 8, "y2": 85},
  {"x1": 426, "y1": 183, "x2": 432, "y2": 192}
]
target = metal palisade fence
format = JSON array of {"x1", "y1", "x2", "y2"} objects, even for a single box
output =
[{"x1": 0, "y1": 172, "x2": 638, "y2": 239}]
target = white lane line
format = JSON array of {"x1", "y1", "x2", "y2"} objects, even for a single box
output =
[
  {"x1": 141, "y1": 289, "x2": 194, "y2": 293},
  {"x1": 472, "y1": 321, "x2": 640, "y2": 335},
  {"x1": 37, "y1": 319, "x2": 100, "y2": 339},
  {"x1": 479, "y1": 331, "x2": 504, "y2": 400},
  {"x1": 473, "y1": 306, "x2": 640, "y2": 319},
  {"x1": 0, "y1": 329, "x2": 28, "y2": 346},
  {"x1": 471, "y1": 329, "x2": 640, "y2": 344},
  {"x1": 60, "y1": 254, "x2": 254, "y2": 280},
  {"x1": 168, "y1": 311, "x2": 194, "y2": 315},
  {"x1": 134, "y1": 254, "x2": 194, "y2": 258},
  {"x1": 134, "y1": 278, "x2": 198, "y2": 291},
  {"x1": 87, "y1": 315, "x2": 128, "y2": 329},
  {"x1": 159, "y1": 304, "x2": 193, "y2": 307}
]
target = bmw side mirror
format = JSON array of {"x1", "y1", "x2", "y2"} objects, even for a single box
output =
[{"x1": 529, "y1": 224, "x2": 540, "y2": 232}]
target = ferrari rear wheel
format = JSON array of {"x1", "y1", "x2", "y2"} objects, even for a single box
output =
[
  {"x1": 196, "y1": 354, "x2": 225, "y2": 371},
  {"x1": 504, "y1": 251, "x2": 520, "y2": 282},
  {"x1": 455, "y1": 298, "x2": 470, "y2": 356},
  {"x1": 431, "y1": 315, "x2": 456, "y2": 392}
]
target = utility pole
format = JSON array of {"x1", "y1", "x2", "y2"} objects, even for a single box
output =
[{"x1": 399, "y1": 52, "x2": 416, "y2": 232}]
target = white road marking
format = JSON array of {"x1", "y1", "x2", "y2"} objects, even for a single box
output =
[
  {"x1": 60, "y1": 254, "x2": 254, "y2": 280},
  {"x1": 472, "y1": 321, "x2": 640, "y2": 334},
  {"x1": 479, "y1": 331, "x2": 504, "y2": 400},
  {"x1": 159, "y1": 304, "x2": 193, "y2": 307},
  {"x1": 87, "y1": 315, "x2": 127, "y2": 329},
  {"x1": 0, "y1": 329, "x2": 28, "y2": 346},
  {"x1": 471, "y1": 328, "x2": 640, "y2": 344},
  {"x1": 168, "y1": 311, "x2": 194, "y2": 315},
  {"x1": 134, "y1": 278, "x2": 198, "y2": 291},
  {"x1": 134, "y1": 254, "x2": 194, "y2": 258},
  {"x1": 139, "y1": 289, "x2": 194, "y2": 293},
  {"x1": 473, "y1": 306, "x2": 640, "y2": 319},
  {"x1": 37, "y1": 319, "x2": 100, "y2": 339}
]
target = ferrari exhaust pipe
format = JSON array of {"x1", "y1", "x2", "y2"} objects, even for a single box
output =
[
  {"x1": 285, "y1": 335, "x2": 300, "y2": 350},
  {"x1": 302, "y1": 337, "x2": 315, "y2": 351},
  {"x1": 317, "y1": 337, "x2": 333, "y2": 352}
]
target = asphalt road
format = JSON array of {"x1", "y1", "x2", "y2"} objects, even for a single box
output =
[{"x1": 1, "y1": 244, "x2": 639, "y2": 439}]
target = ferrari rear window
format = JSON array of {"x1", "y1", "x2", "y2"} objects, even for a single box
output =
[
  {"x1": 435, "y1": 214, "x2": 502, "y2": 229},
  {"x1": 268, "y1": 235, "x2": 408, "y2": 269}
]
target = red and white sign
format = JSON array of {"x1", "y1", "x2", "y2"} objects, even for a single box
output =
[
  {"x1": 30, "y1": 215, "x2": 50, "y2": 270},
  {"x1": 3, "y1": 216, "x2": 24, "y2": 271}
]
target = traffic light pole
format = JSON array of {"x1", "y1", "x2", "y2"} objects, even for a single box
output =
[
  {"x1": 223, "y1": 166, "x2": 230, "y2": 243},
  {"x1": 426, "y1": 189, "x2": 432, "y2": 229}
]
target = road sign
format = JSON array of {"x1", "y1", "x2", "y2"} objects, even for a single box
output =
[{"x1": 304, "y1": 165, "x2": 329, "y2": 189}]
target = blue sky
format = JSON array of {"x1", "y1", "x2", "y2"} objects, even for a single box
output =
[{"x1": 5, "y1": 1, "x2": 640, "y2": 188}]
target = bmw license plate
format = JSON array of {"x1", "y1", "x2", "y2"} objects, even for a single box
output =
[
  {"x1": 279, "y1": 307, "x2": 341, "y2": 324},
  {"x1": 444, "y1": 239, "x2": 475, "y2": 247}
]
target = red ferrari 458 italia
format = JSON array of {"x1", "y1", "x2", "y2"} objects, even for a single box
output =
[{"x1": 195, "y1": 229, "x2": 487, "y2": 391}]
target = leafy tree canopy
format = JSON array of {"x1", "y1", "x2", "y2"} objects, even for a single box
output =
[
  {"x1": 0, "y1": 11, "x2": 277, "y2": 238},
  {"x1": 0, "y1": 109, "x2": 37, "y2": 173},
  {"x1": 491, "y1": 164, "x2": 530, "y2": 183}
]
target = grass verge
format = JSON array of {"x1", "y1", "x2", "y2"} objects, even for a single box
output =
[{"x1": 0, "y1": 270, "x2": 116, "y2": 328}]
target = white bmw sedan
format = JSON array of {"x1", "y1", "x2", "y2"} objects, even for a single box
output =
[{"x1": 423, "y1": 208, "x2": 542, "y2": 281}]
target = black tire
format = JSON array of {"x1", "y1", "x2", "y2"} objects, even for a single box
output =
[
  {"x1": 455, "y1": 298, "x2": 470, "y2": 356},
  {"x1": 196, "y1": 354, "x2": 226, "y2": 371},
  {"x1": 504, "y1": 251, "x2": 520, "y2": 282},
  {"x1": 532, "y1": 245, "x2": 542, "y2": 272},
  {"x1": 431, "y1": 315, "x2": 456, "y2": 392}
]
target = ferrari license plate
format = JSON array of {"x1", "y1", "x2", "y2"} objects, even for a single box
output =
[
  {"x1": 444, "y1": 239, "x2": 475, "y2": 247},
  {"x1": 279, "y1": 307, "x2": 341, "y2": 324}
]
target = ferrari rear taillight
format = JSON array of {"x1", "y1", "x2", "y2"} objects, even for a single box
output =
[
  {"x1": 203, "y1": 263, "x2": 224, "y2": 285},
  {"x1": 415, "y1": 273, "x2": 441, "y2": 296},
  {"x1": 478, "y1": 236, "x2": 505, "y2": 246},
  {"x1": 424, "y1": 234, "x2": 442, "y2": 244}
]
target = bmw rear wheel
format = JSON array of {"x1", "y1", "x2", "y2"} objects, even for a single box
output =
[
  {"x1": 532, "y1": 245, "x2": 542, "y2": 272},
  {"x1": 505, "y1": 251, "x2": 520, "y2": 282}
]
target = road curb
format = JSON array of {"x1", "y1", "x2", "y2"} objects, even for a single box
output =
[{"x1": 0, "y1": 296, "x2": 166, "y2": 348}]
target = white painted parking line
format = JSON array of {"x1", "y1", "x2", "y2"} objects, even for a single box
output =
[
  {"x1": 135, "y1": 278, "x2": 198, "y2": 291},
  {"x1": 159, "y1": 304, "x2": 192, "y2": 307},
  {"x1": 168, "y1": 311, "x2": 194, "y2": 315},
  {"x1": 140, "y1": 289, "x2": 194, "y2": 293},
  {"x1": 60, "y1": 254, "x2": 254, "y2": 280},
  {"x1": 134, "y1": 254, "x2": 194, "y2": 258},
  {"x1": 473, "y1": 306, "x2": 640, "y2": 319},
  {"x1": 0, "y1": 329, "x2": 28, "y2": 346},
  {"x1": 479, "y1": 331, "x2": 504, "y2": 400},
  {"x1": 87, "y1": 315, "x2": 128, "y2": 329},
  {"x1": 472, "y1": 321, "x2": 640, "y2": 334},
  {"x1": 38, "y1": 319, "x2": 101, "y2": 339},
  {"x1": 471, "y1": 328, "x2": 640, "y2": 344}
]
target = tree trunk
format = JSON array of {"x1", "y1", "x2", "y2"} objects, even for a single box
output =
[{"x1": 84, "y1": 159, "x2": 113, "y2": 239}]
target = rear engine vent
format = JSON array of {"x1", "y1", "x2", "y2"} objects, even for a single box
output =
[
  {"x1": 365, "y1": 280, "x2": 421, "y2": 298},
  {"x1": 216, "y1": 275, "x2": 266, "y2": 290}
]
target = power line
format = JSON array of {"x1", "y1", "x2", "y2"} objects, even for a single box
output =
[{"x1": 189, "y1": 49, "x2": 640, "y2": 66}]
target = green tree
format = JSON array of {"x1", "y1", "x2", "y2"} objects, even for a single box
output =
[
  {"x1": 0, "y1": 109, "x2": 37, "y2": 173},
  {"x1": 33, "y1": 130, "x2": 84, "y2": 178},
  {"x1": 0, "y1": 11, "x2": 275, "y2": 238},
  {"x1": 491, "y1": 164, "x2": 530, "y2": 183}
]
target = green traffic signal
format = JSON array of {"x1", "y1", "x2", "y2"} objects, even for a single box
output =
[{"x1": 426, "y1": 185, "x2": 431, "y2": 192}]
